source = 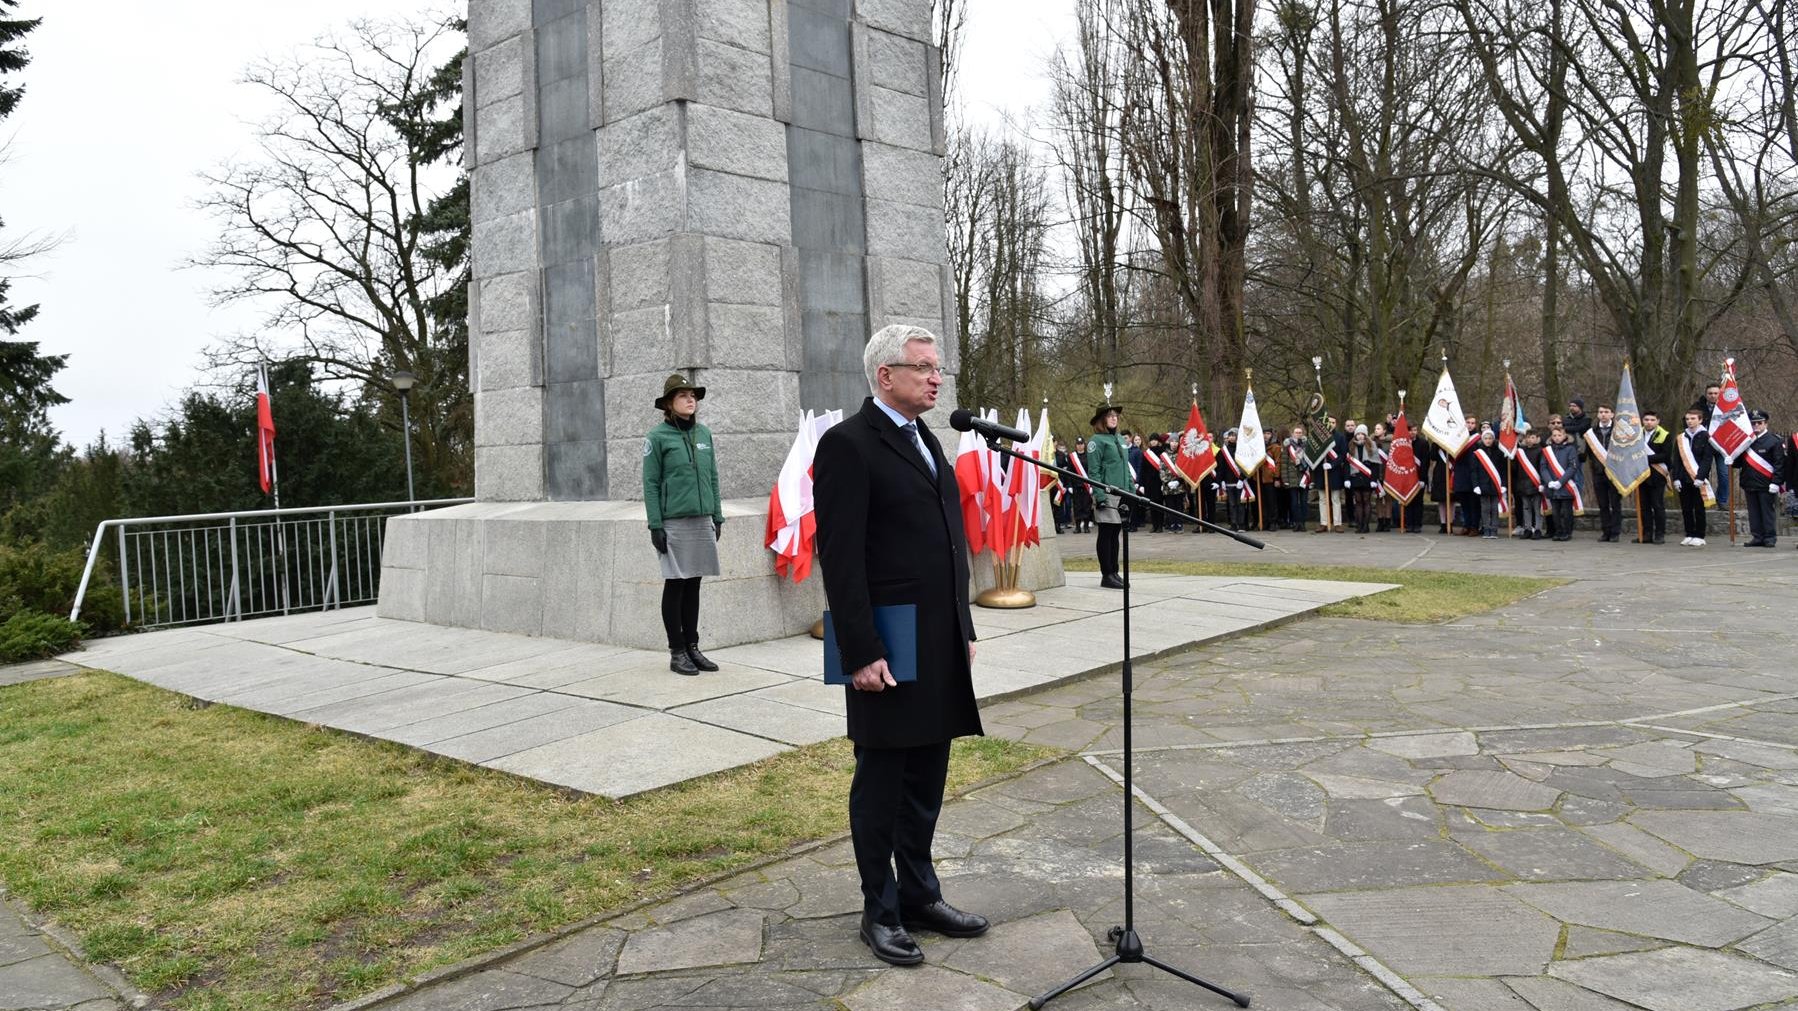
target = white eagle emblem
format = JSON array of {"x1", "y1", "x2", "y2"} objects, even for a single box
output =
[{"x1": 1181, "y1": 429, "x2": 1210, "y2": 457}]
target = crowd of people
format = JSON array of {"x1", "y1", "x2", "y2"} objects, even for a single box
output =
[{"x1": 1060, "y1": 387, "x2": 1796, "y2": 587}]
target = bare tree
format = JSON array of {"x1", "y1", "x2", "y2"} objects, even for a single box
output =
[{"x1": 192, "y1": 18, "x2": 469, "y2": 493}]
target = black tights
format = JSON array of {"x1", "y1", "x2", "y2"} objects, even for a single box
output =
[
  {"x1": 661, "y1": 577, "x2": 702, "y2": 649},
  {"x1": 1096, "y1": 522, "x2": 1122, "y2": 578}
]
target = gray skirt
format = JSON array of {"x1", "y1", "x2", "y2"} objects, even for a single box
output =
[{"x1": 659, "y1": 514, "x2": 720, "y2": 579}]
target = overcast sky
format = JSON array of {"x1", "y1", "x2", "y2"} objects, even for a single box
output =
[{"x1": 9, "y1": 1, "x2": 1071, "y2": 448}]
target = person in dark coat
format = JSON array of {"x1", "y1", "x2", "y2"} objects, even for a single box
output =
[
  {"x1": 1692, "y1": 382, "x2": 1732, "y2": 512},
  {"x1": 1640, "y1": 410, "x2": 1671, "y2": 545},
  {"x1": 1344, "y1": 424, "x2": 1383, "y2": 533},
  {"x1": 1736, "y1": 410, "x2": 1786, "y2": 548},
  {"x1": 1070, "y1": 437, "x2": 1095, "y2": 532},
  {"x1": 1451, "y1": 416, "x2": 1481, "y2": 535},
  {"x1": 813, "y1": 325, "x2": 987, "y2": 967},
  {"x1": 1585, "y1": 404, "x2": 1624, "y2": 541},
  {"x1": 1543, "y1": 426, "x2": 1584, "y2": 541},
  {"x1": 1674, "y1": 406, "x2": 1715, "y2": 545},
  {"x1": 1468, "y1": 428, "x2": 1506, "y2": 538}
]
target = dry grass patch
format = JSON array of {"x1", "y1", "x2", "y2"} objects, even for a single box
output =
[
  {"x1": 0, "y1": 672, "x2": 1052, "y2": 1010},
  {"x1": 1063, "y1": 558, "x2": 1561, "y2": 623}
]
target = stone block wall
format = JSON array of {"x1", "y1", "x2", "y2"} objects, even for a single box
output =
[{"x1": 463, "y1": 0, "x2": 955, "y2": 504}]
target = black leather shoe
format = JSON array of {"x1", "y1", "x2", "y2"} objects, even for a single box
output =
[
  {"x1": 859, "y1": 915, "x2": 924, "y2": 966},
  {"x1": 902, "y1": 900, "x2": 989, "y2": 938},
  {"x1": 1099, "y1": 574, "x2": 1126, "y2": 590},
  {"x1": 669, "y1": 649, "x2": 699, "y2": 676},
  {"x1": 685, "y1": 644, "x2": 719, "y2": 671}
]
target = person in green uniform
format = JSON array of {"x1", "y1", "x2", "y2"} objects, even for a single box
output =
[
  {"x1": 1084, "y1": 401, "x2": 1133, "y2": 589},
  {"x1": 643, "y1": 373, "x2": 726, "y2": 676}
]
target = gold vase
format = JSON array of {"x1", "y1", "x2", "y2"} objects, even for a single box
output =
[
  {"x1": 809, "y1": 618, "x2": 826, "y2": 640},
  {"x1": 975, "y1": 586, "x2": 1036, "y2": 609}
]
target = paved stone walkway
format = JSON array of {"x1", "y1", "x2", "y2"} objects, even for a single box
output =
[
  {"x1": 54, "y1": 573, "x2": 1387, "y2": 798},
  {"x1": 345, "y1": 532, "x2": 1798, "y2": 1011},
  {"x1": 0, "y1": 893, "x2": 122, "y2": 1011}
]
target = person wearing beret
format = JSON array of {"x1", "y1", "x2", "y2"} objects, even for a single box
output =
[
  {"x1": 1084, "y1": 401, "x2": 1133, "y2": 589},
  {"x1": 812, "y1": 325, "x2": 986, "y2": 967},
  {"x1": 643, "y1": 373, "x2": 726, "y2": 676},
  {"x1": 1736, "y1": 409, "x2": 1786, "y2": 548}
]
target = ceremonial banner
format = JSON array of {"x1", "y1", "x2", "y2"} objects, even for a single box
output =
[
  {"x1": 1421, "y1": 368, "x2": 1470, "y2": 456},
  {"x1": 1234, "y1": 387, "x2": 1269, "y2": 475},
  {"x1": 1383, "y1": 412, "x2": 1422, "y2": 503},
  {"x1": 1302, "y1": 391, "x2": 1333, "y2": 469},
  {"x1": 1173, "y1": 402, "x2": 1217, "y2": 485},
  {"x1": 1603, "y1": 362, "x2": 1652, "y2": 495},
  {"x1": 1498, "y1": 372, "x2": 1529, "y2": 458},
  {"x1": 1710, "y1": 359, "x2": 1753, "y2": 462}
]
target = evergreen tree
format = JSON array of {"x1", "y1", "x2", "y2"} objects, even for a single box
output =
[{"x1": 0, "y1": 2, "x2": 57, "y2": 417}]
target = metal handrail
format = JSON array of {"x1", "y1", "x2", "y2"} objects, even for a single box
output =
[{"x1": 70, "y1": 498, "x2": 473, "y2": 624}]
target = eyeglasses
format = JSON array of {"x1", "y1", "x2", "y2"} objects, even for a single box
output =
[{"x1": 885, "y1": 361, "x2": 944, "y2": 377}]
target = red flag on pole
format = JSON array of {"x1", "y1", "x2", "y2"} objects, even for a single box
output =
[
  {"x1": 256, "y1": 366, "x2": 278, "y2": 496},
  {"x1": 1710, "y1": 359, "x2": 1753, "y2": 462},
  {"x1": 1383, "y1": 411, "x2": 1422, "y2": 504},
  {"x1": 1173, "y1": 402, "x2": 1217, "y2": 485}
]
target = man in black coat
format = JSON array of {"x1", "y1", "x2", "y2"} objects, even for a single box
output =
[
  {"x1": 1585, "y1": 403, "x2": 1624, "y2": 541},
  {"x1": 813, "y1": 324, "x2": 987, "y2": 967}
]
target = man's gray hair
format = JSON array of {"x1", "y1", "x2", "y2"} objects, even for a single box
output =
[{"x1": 863, "y1": 324, "x2": 939, "y2": 392}]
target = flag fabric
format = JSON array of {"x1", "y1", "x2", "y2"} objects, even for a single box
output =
[
  {"x1": 1709, "y1": 359, "x2": 1754, "y2": 462},
  {"x1": 1383, "y1": 411, "x2": 1422, "y2": 503},
  {"x1": 1498, "y1": 372, "x2": 1529, "y2": 458},
  {"x1": 1234, "y1": 387, "x2": 1269, "y2": 475},
  {"x1": 256, "y1": 366, "x2": 278, "y2": 495},
  {"x1": 1010, "y1": 408, "x2": 1048, "y2": 548},
  {"x1": 982, "y1": 410, "x2": 1014, "y2": 558},
  {"x1": 1302, "y1": 391, "x2": 1333, "y2": 469},
  {"x1": 764, "y1": 409, "x2": 841, "y2": 582},
  {"x1": 954, "y1": 424, "x2": 990, "y2": 556},
  {"x1": 1602, "y1": 362, "x2": 1652, "y2": 495},
  {"x1": 1173, "y1": 402, "x2": 1217, "y2": 485},
  {"x1": 1421, "y1": 367, "x2": 1470, "y2": 457}
]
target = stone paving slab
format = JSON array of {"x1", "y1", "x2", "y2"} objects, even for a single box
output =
[
  {"x1": 0, "y1": 658, "x2": 83, "y2": 687},
  {"x1": 57, "y1": 572, "x2": 1386, "y2": 798},
  {"x1": 0, "y1": 897, "x2": 121, "y2": 1011}
]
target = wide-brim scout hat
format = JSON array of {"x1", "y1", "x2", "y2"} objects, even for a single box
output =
[
  {"x1": 1090, "y1": 402, "x2": 1123, "y2": 426},
  {"x1": 654, "y1": 372, "x2": 706, "y2": 410}
]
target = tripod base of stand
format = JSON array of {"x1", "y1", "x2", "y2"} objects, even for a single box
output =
[{"x1": 1029, "y1": 927, "x2": 1250, "y2": 1010}]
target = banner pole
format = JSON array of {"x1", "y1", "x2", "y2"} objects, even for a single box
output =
[
  {"x1": 1730, "y1": 468, "x2": 1739, "y2": 543},
  {"x1": 1507, "y1": 458, "x2": 1516, "y2": 536},
  {"x1": 1636, "y1": 488, "x2": 1646, "y2": 543}
]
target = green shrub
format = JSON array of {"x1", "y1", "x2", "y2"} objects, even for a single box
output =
[
  {"x1": 0, "y1": 541, "x2": 125, "y2": 633},
  {"x1": 0, "y1": 609, "x2": 86, "y2": 663}
]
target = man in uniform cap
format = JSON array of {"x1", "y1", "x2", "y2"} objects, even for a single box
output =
[{"x1": 1735, "y1": 409, "x2": 1786, "y2": 547}]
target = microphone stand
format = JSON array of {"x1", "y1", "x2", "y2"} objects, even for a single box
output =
[{"x1": 975, "y1": 436, "x2": 1258, "y2": 1009}]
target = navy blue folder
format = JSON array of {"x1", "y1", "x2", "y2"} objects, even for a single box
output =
[{"x1": 822, "y1": 605, "x2": 919, "y2": 684}]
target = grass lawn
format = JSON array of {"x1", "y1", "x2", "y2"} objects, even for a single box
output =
[
  {"x1": 0, "y1": 672, "x2": 1053, "y2": 1010},
  {"x1": 1064, "y1": 558, "x2": 1562, "y2": 622}
]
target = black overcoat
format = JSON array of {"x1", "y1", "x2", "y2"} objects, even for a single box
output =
[{"x1": 813, "y1": 398, "x2": 983, "y2": 749}]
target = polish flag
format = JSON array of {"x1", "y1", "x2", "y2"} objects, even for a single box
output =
[
  {"x1": 953, "y1": 425, "x2": 989, "y2": 556},
  {"x1": 256, "y1": 366, "x2": 278, "y2": 495},
  {"x1": 1709, "y1": 359, "x2": 1754, "y2": 462},
  {"x1": 1010, "y1": 407, "x2": 1049, "y2": 547},
  {"x1": 983, "y1": 410, "x2": 1023, "y2": 557},
  {"x1": 1173, "y1": 402, "x2": 1217, "y2": 485},
  {"x1": 764, "y1": 410, "x2": 840, "y2": 582}
]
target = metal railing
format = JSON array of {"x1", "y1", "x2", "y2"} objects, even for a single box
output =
[{"x1": 69, "y1": 499, "x2": 472, "y2": 628}]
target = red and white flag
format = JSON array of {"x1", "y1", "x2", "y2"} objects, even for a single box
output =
[
  {"x1": 954, "y1": 423, "x2": 991, "y2": 556},
  {"x1": 1173, "y1": 402, "x2": 1217, "y2": 485},
  {"x1": 1007, "y1": 408, "x2": 1049, "y2": 548},
  {"x1": 1497, "y1": 371, "x2": 1527, "y2": 458},
  {"x1": 1709, "y1": 359, "x2": 1754, "y2": 462},
  {"x1": 764, "y1": 409, "x2": 841, "y2": 582},
  {"x1": 256, "y1": 366, "x2": 278, "y2": 495}
]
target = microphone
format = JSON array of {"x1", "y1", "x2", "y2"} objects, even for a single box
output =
[{"x1": 949, "y1": 409, "x2": 1030, "y2": 443}]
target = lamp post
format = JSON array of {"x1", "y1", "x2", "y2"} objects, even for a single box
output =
[{"x1": 391, "y1": 370, "x2": 417, "y2": 505}]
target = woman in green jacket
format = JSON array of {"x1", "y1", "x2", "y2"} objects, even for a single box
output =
[
  {"x1": 1084, "y1": 401, "x2": 1132, "y2": 589},
  {"x1": 644, "y1": 373, "x2": 726, "y2": 676}
]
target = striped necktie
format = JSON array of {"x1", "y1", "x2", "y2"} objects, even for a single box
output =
[{"x1": 904, "y1": 421, "x2": 936, "y2": 477}]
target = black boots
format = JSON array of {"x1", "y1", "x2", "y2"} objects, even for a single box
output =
[
  {"x1": 686, "y1": 644, "x2": 719, "y2": 671},
  {"x1": 670, "y1": 649, "x2": 699, "y2": 676}
]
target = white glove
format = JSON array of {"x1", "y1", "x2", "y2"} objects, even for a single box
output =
[
  {"x1": 1673, "y1": 480, "x2": 1682, "y2": 491},
  {"x1": 1774, "y1": 485, "x2": 1784, "y2": 495},
  {"x1": 1474, "y1": 487, "x2": 1483, "y2": 496},
  {"x1": 1549, "y1": 480, "x2": 1561, "y2": 489}
]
